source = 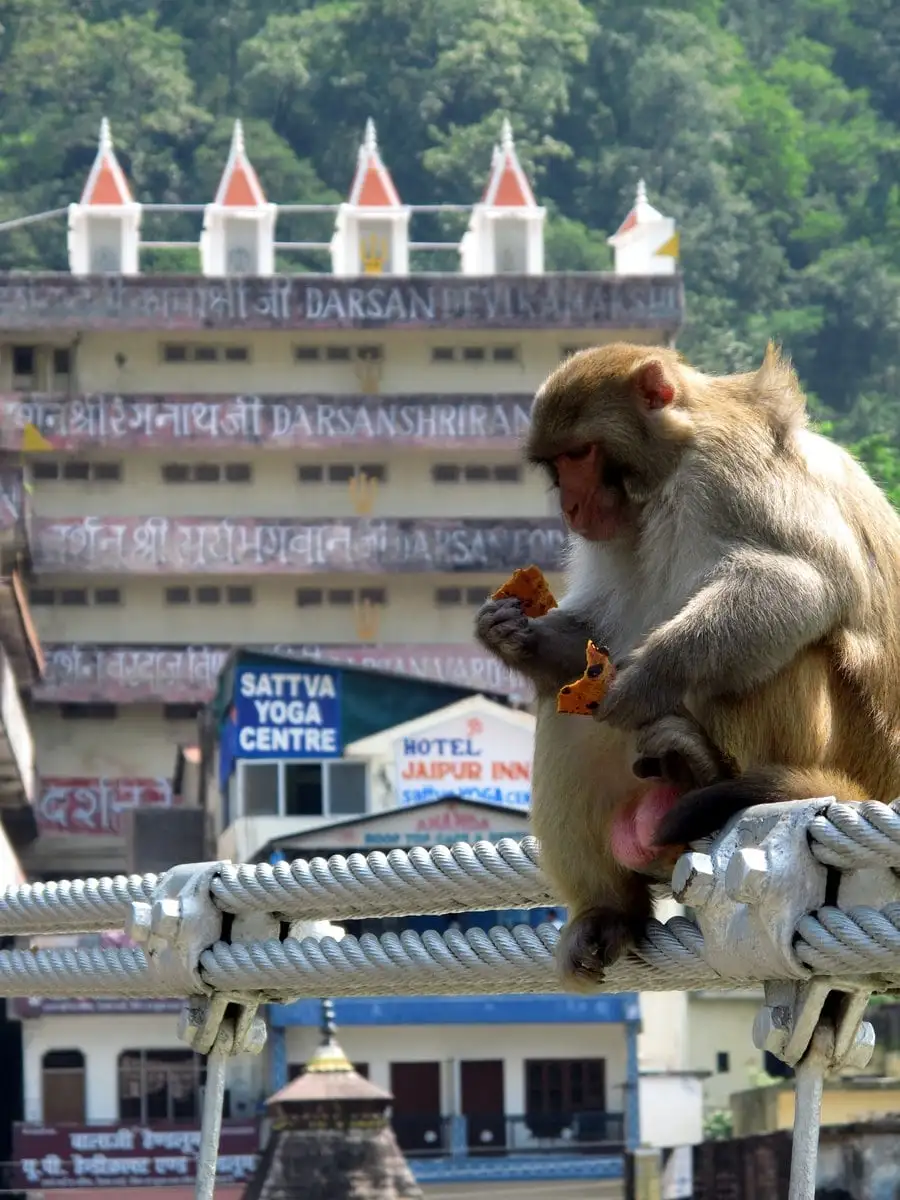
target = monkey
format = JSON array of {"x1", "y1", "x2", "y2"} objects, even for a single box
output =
[{"x1": 475, "y1": 341, "x2": 900, "y2": 990}]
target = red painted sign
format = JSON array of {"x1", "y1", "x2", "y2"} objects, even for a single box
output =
[
  {"x1": 2, "y1": 393, "x2": 533, "y2": 448},
  {"x1": 36, "y1": 777, "x2": 178, "y2": 836},
  {"x1": 31, "y1": 515, "x2": 565, "y2": 574},
  {"x1": 12, "y1": 1122, "x2": 259, "y2": 1189},
  {"x1": 35, "y1": 642, "x2": 530, "y2": 704}
]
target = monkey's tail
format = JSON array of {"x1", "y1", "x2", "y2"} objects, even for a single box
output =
[{"x1": 654, "y1": 765, "x2": 871, "y2": 848}]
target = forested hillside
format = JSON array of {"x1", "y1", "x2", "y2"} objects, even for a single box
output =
[{"x1": 1, "y1": 0, "x2": 899, "y2": 496}]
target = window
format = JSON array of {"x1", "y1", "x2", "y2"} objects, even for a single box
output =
[
  {"x1": 328, "y1": 463, "x2": 355, "y2": 484},
  {"x1": 28, "y1": 587, "x2": 55, "y2": 606},
  {"x1": 716, "y1": 1052, "x2": 730, "y2": 1073},
  {"x1": 29, "y1": 460, "x2": 121, "y2": 483},
  {"x1": 28, "y1": 587, "x2": 122, "y2": 606},
  {"x1": 227, "y1": 585, "x2": 253, "y2": 605},
  {"x1": 59, "y1": 703, "x2": 117, "y2": 720},
  {"x1": 430, "y1": 345, "x2": 520, "y2": 363},
  {"x1": 298, "y1": 465, "x2": 324, "y2": 483},
  {"x1": 161, "y1": 343, "x2": 251, "y2": 364},
  {"x1": 53, "y1": 348, "x2": 72, "y2": 376},
  {"x1": 525, "y1": 1058, "x2": 606, "y2": 1117},
  {"x1": 293, "y1": 345, "x2": 384, "y2": 363},
  {"x1": 239, "y1": 759, "x2": 368, "y2": 819},
  {"x1": 93, "y1": 461, "x2": 123, "y2": 482},
  {"x1": 359, "y1": 587, "x2": 387, "y2": 605},
  {"x1": 59, "y1": 588, "x2": 89, "y2": 607},
  {"x1": 431, "y1": 463, "x2": 522, "y2": 484},
  {"x1": 42, "y1": 1050, "x2": 86, "y2": 1125},
  {"x1": 435, "y1": 587, "x2": 490, "y2": 607},
  {"x1": 561, "y1": 345, "x2": 590, "y2": 360},
  {"x1": 62, "y1": 461, "x2": 90, "y2": 481},
  {"x1": 166, "y1": 586, "x2": 254, "y2": 606},
  {"x1": 161, "y1": 462, "x2": 252, "y2": 484},
  {"x1": 299, "y1": 463, "x2": 389, "y2": 485},
  {"x1": 224, "y1": 462, "x2": 252, "y2": 483},
  {"x1": 164, "y1": 703, "x2": 201, "y2": 722},
  {"x1": 118, "y1": 1049, "x2": 206, "y2": 1123},
  {"x1": 12, "y1": 345, "x2": 36, "y2": 380},
  {"x1": 296, "y1": 587, "x2": 384, "y2": 608},
  {"x1": 31, "y1": 461, "x2": 59, "y2": 481}
]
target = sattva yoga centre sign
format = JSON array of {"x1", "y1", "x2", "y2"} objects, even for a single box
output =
[{"x1": 234, "y1": 665, "x2": 342, "y2": 758}]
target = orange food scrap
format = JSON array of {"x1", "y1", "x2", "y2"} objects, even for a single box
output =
[
  {"x1": 556, "y1": 641, "x2": 616, "y2": 716},
  {"x1": 491, "y1": 565, "x2": 558, "y2": 619}
]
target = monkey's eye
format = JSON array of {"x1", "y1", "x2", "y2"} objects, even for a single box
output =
[{"x1": 561, "y1": 445, "x2": 592, "y2": 462}]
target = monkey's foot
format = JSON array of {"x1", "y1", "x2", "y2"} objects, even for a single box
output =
[
  {"x1": 556, "y1": 907, "x2": 646, "y2": 991},
  {"x1": 474, "y1": 596, "x2": 535, "y2": 664},
  {"x1": 632, "y1": 712, "x2": 733, "y2": 791}
]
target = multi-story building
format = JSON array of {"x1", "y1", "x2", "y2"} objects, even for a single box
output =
[{"x1": 0, "y1": 114, "x2": 718, "y2": 1195}]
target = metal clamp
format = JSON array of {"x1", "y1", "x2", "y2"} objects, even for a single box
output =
[
  {"x1": 126, "y1": 860, "x2": 229, "y2": 993},
  {"x1": 671, "y1": 799, "x2": 834, "y2": 980}
]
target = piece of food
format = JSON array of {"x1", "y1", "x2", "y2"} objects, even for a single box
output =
[
  {"x1": 556, "y1": 641, "x2": 616, "y2": 716},
  {"x1": 491, "y1": 565, "x2": 558, "y2": 619}
]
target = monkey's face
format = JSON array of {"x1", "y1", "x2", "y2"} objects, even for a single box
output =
[
  {"x1": 545, "y1": 444, "x2": 629, "y2": 541},
  {"x1": 526, "y1": 344, "x2": 692, "y2": 542}
]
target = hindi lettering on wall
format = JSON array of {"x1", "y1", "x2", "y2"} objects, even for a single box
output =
[
  {"x1": 31, "y1": 516, "x2": 566, "y2": 574},
  {"x1": 34, "y1": 643, "x2": 530, "y2": 703},
  {"x1": 36, "y1": 777, "x2": 178, "y2": 836},
  {"x1": 0, "y1": 274, "x2": 684, "y2": 332},
  {"x1": 1, "y1": 394, "x2": 534, "y2": 448},
  {"x1": 12, "y1": 1122, "x2": 259, "y2": 1189}
]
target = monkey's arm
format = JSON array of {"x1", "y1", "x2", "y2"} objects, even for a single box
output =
[
  {"x1": 601, "y1": 547, "x2": 850, "y2": 729},
  {"x1": 475, "y1": 598, "x2": 594, "y2": 694}
]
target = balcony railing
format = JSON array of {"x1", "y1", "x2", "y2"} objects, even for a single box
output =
[{"x1": 393, "y1": 1111, "x2": 625, "y2": 1158}]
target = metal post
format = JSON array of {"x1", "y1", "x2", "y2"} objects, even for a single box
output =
[
  {"x1": 788, "y1": 1026, "x2": 828, "y2": 1200},
  {"x1": 195, "y1": 1047, "x2": 228, "y2": 1200}
]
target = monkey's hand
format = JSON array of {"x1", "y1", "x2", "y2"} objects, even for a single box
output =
[
  {"x1": 475, "y1": 598, "x2": 595, "y2": 692},
  {"x1": 474, "y1": 597, "x2": 537, "y2": 666},
  {"x1": 594, "y1": 650, "x2": 681, "y2": 731}
]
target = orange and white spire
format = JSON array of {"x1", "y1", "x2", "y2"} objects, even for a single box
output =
[
  {"x1": 80, "y1": 118, "x2": 133, "y2": 207},
  {"x1": 68, "y1": 118, "x2": 142, "y2": 275},
  {"x1": 200, "y1": 119, "x2": 276, "y2": 277},
  {"x1": 347, "y1": 119, "x2": 402, "y2": 208},
  {"x1": 608, "y1": 179, "x2": 679, "y2": 276},
  {"x1": 460, "y1": 118, "x2": 545, "y2": 276},
  {"x1": 213, "y1": 119, "x2": 268, "y2": 208},
  {"x1": 331, "y1": 119, "x2": 410, "y2": 276},
  {"x1": 481, "y1": 119, "x2": 537, "y2": 208}
]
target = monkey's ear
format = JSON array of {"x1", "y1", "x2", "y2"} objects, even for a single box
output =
[{"x1": 633, "y1": 360, "x2": 676, "y2": 410}]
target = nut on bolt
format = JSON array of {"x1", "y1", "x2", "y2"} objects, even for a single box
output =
[
  {"x1": 725, "y1": 846, "x2": 769, "y2": 905},
  {"x1": 150, "y1": 897, "x2": 182, "y2": 942},
  {"x1": 752, "y1": 1005, "x2": 791, "y2": 1057},
  {"x1": 843, "y1": 1021, "x2": 876, "y2": 1072},
  {"x1": 244, "y1": 1015, "x2": 268, "y2": 1056},
  {"x1": 126, "y1": 901, "x2": 153, "y2": 944},
  {"x1": 671, "y1": 852, "x2": 715, "y2": 908}
]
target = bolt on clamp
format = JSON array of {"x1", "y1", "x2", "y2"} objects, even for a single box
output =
[{"x1": 671, "y1": 798, "x2": 836, "y2": 982}]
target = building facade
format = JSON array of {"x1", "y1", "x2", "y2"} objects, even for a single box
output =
[{"x1": 0, "y1": 114, "x2": 702, "y2": 1193}]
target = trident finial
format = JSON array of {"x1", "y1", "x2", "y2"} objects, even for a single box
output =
[
  {"x1": 232, "y1": 119, "x2": 246, "y2": 155},
  {"x1": 500, "y1": 118, "x2": 514, "y2": 152},
  {"x1": 364, "y1": 118, "x2": 378, "y2": 153},
  {"x1": 636, "y1": 178, "x2": 648, "y2": 206},
  {"x1": 99, "y1": 117, "x2": 113, "y2": 152},
  {"x1": 320, "y1": 998, "x2": 337, "y2": 1045}
]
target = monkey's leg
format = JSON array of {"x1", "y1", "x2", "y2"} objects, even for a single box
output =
[
  {"x1": 555, "y1": 880, "x2": 654, "y2": 991},
  {"x1": 632, "y1": 710, "x2": 738, "y2": 791},
  {"x1": 474, "y1": 597, "x2": 592, "y2": 692}
]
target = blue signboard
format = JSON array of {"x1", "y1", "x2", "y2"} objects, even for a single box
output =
[{"x1": 234, "y1": 665, "x2": 342, "y2": 760}]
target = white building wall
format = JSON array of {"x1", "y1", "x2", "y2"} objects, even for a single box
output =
[
  {"x1": 22, "y1": 1013, "x2": 195, "y2": 1123},
  {"x1": 282, "y1": 1022, "x2": 629, "y2": 1116}
]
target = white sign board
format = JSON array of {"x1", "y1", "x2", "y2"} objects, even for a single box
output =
[{"x1": 393, "y1": 710, "x2": 533, "y2": 810}]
